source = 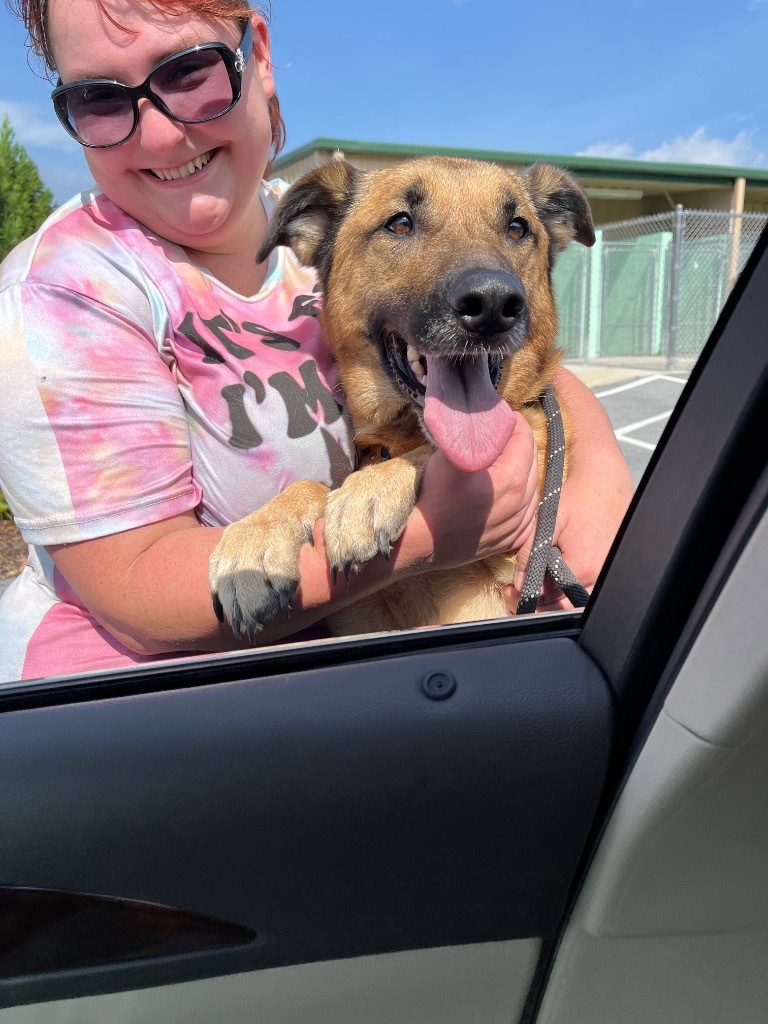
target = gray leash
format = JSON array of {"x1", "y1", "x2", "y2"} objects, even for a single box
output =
[{"x1": 516, "y1": 385, "x2": 590, "y2": 615}]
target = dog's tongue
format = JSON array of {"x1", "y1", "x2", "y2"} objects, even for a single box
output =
[{"x1": 423, "y1": 355, "x2": 517, "y2": 472}]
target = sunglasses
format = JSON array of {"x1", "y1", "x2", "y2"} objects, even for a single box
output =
[{"x1": 51, "y1": 21, "x2": 252, "y2": 149}]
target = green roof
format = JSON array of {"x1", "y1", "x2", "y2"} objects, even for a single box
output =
[{"x1": 274, "y1": 137, "x2": 768, "y2": 188}]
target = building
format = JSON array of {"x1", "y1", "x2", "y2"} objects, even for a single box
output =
[{"x1": 273, "y1": 137, "x2": 768, "y2": 226}]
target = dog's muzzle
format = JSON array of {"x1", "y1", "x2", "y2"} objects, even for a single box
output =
[{"x1": 382, "y1": 333, "x2": 504, "y2": 405}]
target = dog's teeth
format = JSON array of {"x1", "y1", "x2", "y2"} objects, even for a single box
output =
[
  {"x1": 410, "y1": 360, "x2": 424, "y2": 377},
  {"x1": 417, "y1": 373, "x2": 427, "y2": 386},
  {"x1": 406, "y1": 344, "x2": 420, "y2": 363}
]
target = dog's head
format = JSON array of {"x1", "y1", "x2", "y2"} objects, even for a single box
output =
[{"x1": 260, "y1": 156, "x2": 594, "y2": 471}]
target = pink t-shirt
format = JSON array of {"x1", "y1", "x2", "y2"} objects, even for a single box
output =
[{"x1": 0, "y1": 181, "x2": 353, "y2": 682}]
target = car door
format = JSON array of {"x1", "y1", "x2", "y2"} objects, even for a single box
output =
[{"x1": 1, "y1": 226, "x2": 766, "y2": 1023}]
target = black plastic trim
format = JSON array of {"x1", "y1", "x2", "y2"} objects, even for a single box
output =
[{"x1": 0, "y1": 610, "x2": 582, "y2": 713}]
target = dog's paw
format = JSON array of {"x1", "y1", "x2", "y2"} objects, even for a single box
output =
[
  {"x1": 324, "y1": 460, "x2": 421, "y2": 579},
  {"x1": 209, "y1": 482, "x2": 328, "y2": 641},
  {"x1": 209, "y1": 520, "x2": 307, "y2": 641}
]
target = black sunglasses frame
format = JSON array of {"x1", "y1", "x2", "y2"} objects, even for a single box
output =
[{"x1": 51, "y1": 20, "x2": 253, "y2": 150}]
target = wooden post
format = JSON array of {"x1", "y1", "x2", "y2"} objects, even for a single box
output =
[{"x1": 727, "y1": 177, "x2": 747, "y2": 293}]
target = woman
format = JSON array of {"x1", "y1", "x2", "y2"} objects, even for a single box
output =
[{"x1": 0, "y1": 0, "x2": 632, "y2": 681}]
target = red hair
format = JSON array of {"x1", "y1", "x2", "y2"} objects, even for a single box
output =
[{"x1": 8, "y1": 0, "x2": 286, "y2": 163}]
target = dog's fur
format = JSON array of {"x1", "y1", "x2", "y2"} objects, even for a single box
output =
[{"x1": 209, "y1": 156, "x2": 595, "y2": 639}]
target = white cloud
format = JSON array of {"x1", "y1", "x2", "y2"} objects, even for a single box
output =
[
  {"x1": 0, "y1": 97, "x2": 76, "y2": 151},
  {"x1": 578, "y1": 140, "x2": 636, "y2": 160},
  {"x1": 641, "y1": 127, "x2": 764, "y2": 166},
  {"x1": 579, "y1": 126, "x2": 765, "y2": 168}
]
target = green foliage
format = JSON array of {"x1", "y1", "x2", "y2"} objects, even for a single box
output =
[
  {"x1": 0, "y1": 115, "x2": 55, "y2": 262},
  {"x1": 0, "y1": 490, "x2": 12, "y2": 522}
]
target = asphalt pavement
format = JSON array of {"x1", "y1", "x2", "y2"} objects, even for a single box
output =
[{"x1": 589, "y1": 372, "x2": 689, "y2": 486}]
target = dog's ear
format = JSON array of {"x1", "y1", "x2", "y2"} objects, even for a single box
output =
[
  {"x1": 258, "y1": 160, "x2": 361, "y2": 279},
  {"x1": 519, "y1": 163, "x2": 595, "y2": 252}
]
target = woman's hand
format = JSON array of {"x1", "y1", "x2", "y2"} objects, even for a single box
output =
[
  {"x1": 505, "y1": 368, "x2": 634, "y2": 612},
  {"x1": 410, "y1": 410, "x2": 540, "y2": 572}
]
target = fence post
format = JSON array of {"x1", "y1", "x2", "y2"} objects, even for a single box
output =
[
  {"x1": 586, "y1": 228, "x2": 603, "y2": 359},
  {"x1": 665, "y1": 204, "x2": 685, "y2": 371},
  {"x1": 727, "y1": 177, "x2": 746, "y2": 294}
]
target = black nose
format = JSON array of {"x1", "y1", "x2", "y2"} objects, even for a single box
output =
[{"x1": 448, "y1": 269, "x2": 526, "y2": 335}]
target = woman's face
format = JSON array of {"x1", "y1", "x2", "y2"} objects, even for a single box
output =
[{"x1": 48, "y1": 0, "x2": 276, "y2": 256}]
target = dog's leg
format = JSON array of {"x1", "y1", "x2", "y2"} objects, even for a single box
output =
[
  {"x1": 324, "y1": 445, "x2": 434, "y2": 580},
  {"x1": 427, "y1": 558, "x2": 513, "y2": 624},
  {"x1": 209, "y1": 480, "x2": 329, "y2": 641}
]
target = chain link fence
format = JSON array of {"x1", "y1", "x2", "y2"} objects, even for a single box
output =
[{"x1": 554, "y1": 207, "x2": 768, "y2": 367}]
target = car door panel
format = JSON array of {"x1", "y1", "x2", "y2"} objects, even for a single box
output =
[{"x1": 0, "y1": 633, "x2": 613, "y2": 1010}]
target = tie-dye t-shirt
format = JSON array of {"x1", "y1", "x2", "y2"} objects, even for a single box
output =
[{"x1": 0, "y1": 180, "x2": 354, "y2": 683}]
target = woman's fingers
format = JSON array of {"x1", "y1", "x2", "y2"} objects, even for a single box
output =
[{"x1": 417, "y1": 411, "x2": 540, "y2": 570}]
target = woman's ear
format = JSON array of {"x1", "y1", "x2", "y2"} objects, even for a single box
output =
[{"x1": 251, "y1": 12, "x2": 275, "y2": 98}]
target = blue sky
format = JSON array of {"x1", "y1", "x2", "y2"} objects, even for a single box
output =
[{"x1": 1, "y1": 0, "x2": 767, "y2": 203}]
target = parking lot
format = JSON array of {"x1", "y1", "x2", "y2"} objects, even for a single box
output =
[{"x1": 586, "y1": 370, "x2": 690, "y2": 485}]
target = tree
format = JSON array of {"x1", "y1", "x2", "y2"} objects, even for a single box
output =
[{"x1": 0, "y1": 115, "x2": 55, "y2": 262}]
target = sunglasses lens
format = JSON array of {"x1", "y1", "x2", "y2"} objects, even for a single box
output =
[
  {"x1": 150, "y1": 49, "x2": 236, "y2": 122},
  {"x1": 58, "y1": 84, "x2": 135, "y2": 147},
  {"x1": 52, "y1": 41, "x2": 242, "y2": 148}
]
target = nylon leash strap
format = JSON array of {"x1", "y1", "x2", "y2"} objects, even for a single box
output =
[{"x1": 516, "y1": 385, "x2": 591, "y2": 615}]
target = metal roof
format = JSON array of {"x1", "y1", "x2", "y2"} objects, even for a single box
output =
[{"x1": 274, "y1": 137, "x2": 768, "y2": 188}]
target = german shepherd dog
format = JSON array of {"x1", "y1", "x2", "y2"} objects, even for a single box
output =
[{"x1": 209, "y1": 156, "x2": 595, "y2": 639}]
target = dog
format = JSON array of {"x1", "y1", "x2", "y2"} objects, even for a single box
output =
[{"x1": 209, "y1": 156, "x2": 595, "y2": 639}]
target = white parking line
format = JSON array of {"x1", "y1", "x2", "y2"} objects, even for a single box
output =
[
  {"x1": 594, "y1": 374, "x2": 687, "y2": 399},
  {"x1": 615, "y1": 410, "x2": 673, "y2": 435},
  {"x1": 614, "y1": 409, "x2": 672, "y2": 451},
  {"x1": 618, "y1": 436, "x2": 658, "y2": 451}
]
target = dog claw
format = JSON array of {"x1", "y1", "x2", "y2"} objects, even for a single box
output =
[
  {"x1": 331, "y1": 565, "x2": 338, "y2": 586},
  {"x1": 212, "y1": 592, "x2": 224, "y2": 623},
  {"x1": 343, "y1": 560, "x2": 352, "y2": 581},
  {"x1": 304, "y1": 524, "x2": 315, "y2": 546},
  {"x1": 378, "y1": 530, "x2": 391, "y2": 560},
  {"x1": 278, "y1": 592, "x2": 291, "y2": 618}
]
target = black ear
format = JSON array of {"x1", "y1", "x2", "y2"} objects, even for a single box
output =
[
  {"x1": 519, "y1": 163, "x2": 595, "y2": 251},
  {"x1": 258, "y1": 160, "x2": 360, "y2": 280}
]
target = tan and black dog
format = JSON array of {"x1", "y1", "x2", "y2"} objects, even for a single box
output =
[{"x1": 209, "y1": 156, "x2": 595, "y2": 638}]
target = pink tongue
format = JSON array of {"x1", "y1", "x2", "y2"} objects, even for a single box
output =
[{"x1": 423, "y1": 356, "x2": 517, "y2": 472}]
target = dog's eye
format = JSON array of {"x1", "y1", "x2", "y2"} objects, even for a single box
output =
[
  {"x1": 507, "y1": 218, "x2": 529, "y2": 241},
  {"x1": 385, "y1": 213, "x2": 414, "y2": 235}
]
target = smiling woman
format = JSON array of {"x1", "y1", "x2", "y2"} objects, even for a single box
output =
[{"x1": 0, "y1": 0, "x2": 631, "y2": 683}]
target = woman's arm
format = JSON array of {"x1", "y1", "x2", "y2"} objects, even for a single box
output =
[
  {"x1": 507, "y1": 366, "x2": 634, "y2": 611},
  {"x1": 48, "y1": 410, "x2": 540, "y2": 654}
]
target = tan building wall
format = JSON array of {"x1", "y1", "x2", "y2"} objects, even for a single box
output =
[{"x1": 273, "y1": 139, "x2": 768, "y2": 227}]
